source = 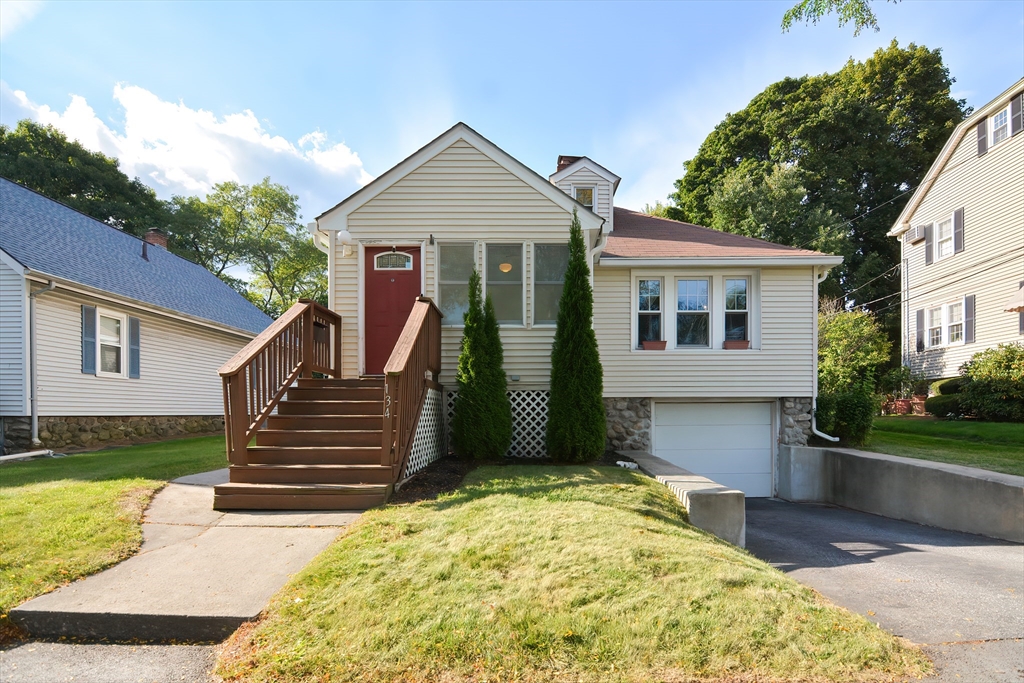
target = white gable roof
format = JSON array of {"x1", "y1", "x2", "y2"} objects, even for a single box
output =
[
  {"x1": 888, "y1": 77, "x2": 1024, "y2": 238},
  {"x1": 548, "y1": 156, "x2": 621, "y2": 192},
  {"x1": 317, "y1": 123, "x2": 605, "y2": 232}
]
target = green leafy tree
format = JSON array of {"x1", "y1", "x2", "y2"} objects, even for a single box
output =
[
  {"x1": 667, "y1": 41, "x2": 968, "y2": 312},
  {"x1": 817, "y1": 298, "x2": 891, "y2": 395},
  {"x1": 452, "y1": 270, "x2": 512, "y2": 458},
  {"x1": 0, "y1": 120, "x2": 168, "y2": 236},
  {"x1": 782, "y1": 0, "x2": 898, "y2": 36},
  {"x1": 547, "y1": 208, "x2": 606, "y2": 462}
]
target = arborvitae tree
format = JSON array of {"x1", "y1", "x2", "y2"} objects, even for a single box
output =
[
  {"x1": 481, "y1": 295, "x2": 512, "y2": 456},
  {"x1": 451, "y1": 270, "x2": 512, "y2": 458},
  {"x1": 547, "y1": 208, "x2": 606, "y2": 461}
]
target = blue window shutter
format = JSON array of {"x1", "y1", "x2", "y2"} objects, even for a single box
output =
[
  {"x1": 128, "y1": 316, "x2": 141, "y2": 379},
  {"x1": 977, "y1": 117, "x2": 988, "y2": 156},
  {"x1": 1011, "y1": 92, "x2": 1022, "y2": 137},
  {"x1": 924, "y1": 224, "x2": 933, "y2": 265},
  {"x1": 1019, "y1": 281, "x2": 1024, "y2": 335},
  {"x1": 81, "y1": 305, "x2": 96, "y2": 374},
  {"x1": 953, "y1": 208, "x2": 965, "y2": 254},
  {"x1": 915, "y1": 309, "x2": 925, "y2": 352}
]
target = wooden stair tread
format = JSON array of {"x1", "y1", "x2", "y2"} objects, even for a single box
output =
[{"x1": 216, "y1": 482, "x2": 390, "y2": 492}]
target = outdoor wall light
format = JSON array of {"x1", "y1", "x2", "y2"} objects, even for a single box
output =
[{"x1": 499, "y1": 262, "x2": 513, "y2": 273}]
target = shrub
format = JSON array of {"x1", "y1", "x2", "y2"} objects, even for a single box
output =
[
  {"x1": 815, "y1": 381, "x2": 880, "y2": 446},
  {"x1": 880, "y1": 366, "x2": 915, "y2": 399},
  {"x1": 958, "y1": 343, "x2": 1024, "y2": 422},
  {"x1": 924, "y1": 394, "x2": 961, "y2": 418},
  {"x1": 547, "y1": 208, "x2": 606, "y2": 462},
  {"x1": 451, "y1": 270, "x2": 512, "y2": 458},
  {"x1": 931, "y1": 377, "x2": 965, "y2": 396}
]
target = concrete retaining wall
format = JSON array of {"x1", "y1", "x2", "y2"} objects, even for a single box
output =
[
  {"x1": 778, "y1": 446, "x2": 1024, "y2": 543},
  {"x1": 625, "y1": 451, "x2": 746, "y2": 547}
]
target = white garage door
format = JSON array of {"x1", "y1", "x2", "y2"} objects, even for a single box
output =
[{"x1": 654, "y1": 402, "x2": 773, "y2": 497}]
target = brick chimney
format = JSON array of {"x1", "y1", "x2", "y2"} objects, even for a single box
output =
[
  {"x1": 144, "y1": 228, "x2": 168, "y2": 249},
  {"x1": 556, "y1": 155, "x2": 582, "y2": 173}
]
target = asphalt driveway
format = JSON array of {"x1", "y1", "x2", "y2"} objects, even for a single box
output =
[{"x1": 746, "y1": 498, "x2": 1024, "y2": 682}]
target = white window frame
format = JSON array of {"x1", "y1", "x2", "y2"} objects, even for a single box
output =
[
  {"x1": 572, "y1": 185, "x2": 596, "y2": 212},
  {"x1": 674, "y1": 277, "x2": 711, "y2": 348},
  {"x1": 630, "y1": 270, "x2": 760, "y2": 351},
  {"x1": 925, "y1": 299, "x2": 967, "y2": 348},
  {"x1": 531, "y1": 241, "x2": 570, "y2": 328},
  {"x1": 724, "y1": 276, "x2": 750, "y2": 342},
  {"x1": 483, "y1": 242, "x2": 526, "y2": 327},
  {"x1": 990, "y1": 105, "x2": 1010, "y2": 147},
  {"x1": 96, "y1": 308, "x2": 129, "y2": 379},
  {"x1": 636, "y1": 277, "x2": 664, "y2": 348},
  {"x1": 934, "y1": 215, "x2": 955, "y2": 261},
  {"x1": 436, "y1": 241, "x2": 477, "y2": 328}
]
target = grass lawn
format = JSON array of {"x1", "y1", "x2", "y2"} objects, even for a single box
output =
[
  {"x1": 0, "y1": 435, "x2": 227, "y2": 630},
  {"x1": 217, "y1": 465, "x2": 927, "y2": 682},
  {"x1": 868, "y1": 417, "x2": 1024, "y2": 477}
]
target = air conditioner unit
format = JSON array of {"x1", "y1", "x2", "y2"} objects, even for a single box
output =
[{"x1": 905, "y1": 225, "x2": 926, "y2": 244}]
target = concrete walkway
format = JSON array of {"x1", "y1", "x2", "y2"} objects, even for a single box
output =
[
  {"x1": 9, "y1": 469, "x2": 361, "y2": 642},
  {"x1": 746, "y1": 498, "x2": 1024, "y2": 683}
]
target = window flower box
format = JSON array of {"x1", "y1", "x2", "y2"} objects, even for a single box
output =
[
  {"x1": 641, "y1": 340, "x2": 667, "y2": 351},
  {"x1": 723, "y1": 340, "x2": 750, "y2": 350}
]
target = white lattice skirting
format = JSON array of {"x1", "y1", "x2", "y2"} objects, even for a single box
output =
[
  {"x1": 402, "y1": 387, "x2": 445, "y2": 479},
  {"x1": 445, "y1": 390, "x2": 550, "y2": 458}
]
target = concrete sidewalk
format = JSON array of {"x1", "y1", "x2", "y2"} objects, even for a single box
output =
[{"x1": 9, "y1": 469, "x2": 361, "y2": 642}]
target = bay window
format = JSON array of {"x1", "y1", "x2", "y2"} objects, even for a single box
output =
[
  {"x1": 486, "y1": 243, "x2": 523, "y2": 325},
  {"x1": 438, "y1": 243, "x2": 475, "y2": 324},
  {"x1": 725, "y1": 278, "x2": 749, "y2": 341},
  {"x1": 533, "y1": 244, "x2": 569, "y2": 325},
  {"x1": 676, "y1": 279, "x2": 709, "y2": 346},
  {"x1": 637, "y1": 279, "x2": 662, "y2": 345}
]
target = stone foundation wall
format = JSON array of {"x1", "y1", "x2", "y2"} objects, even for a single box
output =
[
  {"x1": 779, "y1": 397, "x2": 813, "y2": 446},
  {"x1": 1, "y1": 415, "x2": 224, "y2": 454},
  {"x1": 604, "y1": 398, "x2": 651, "y2": 452}
]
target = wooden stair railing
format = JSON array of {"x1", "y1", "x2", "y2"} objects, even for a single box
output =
[
  {"x1": 219, "y1": 299, "x2": 342, "y2": 465},
  {"x1": 381, "y1": 297, "x2": 443, "y2": 476}
]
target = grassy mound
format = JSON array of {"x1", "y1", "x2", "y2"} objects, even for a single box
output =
[{"x1": 217, "y1": 465, "x2": 926, "y2": 682}]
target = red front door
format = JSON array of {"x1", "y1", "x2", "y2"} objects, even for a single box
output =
[{"x1": 364, "y1": 247, "x2": 421, "y2": 375}]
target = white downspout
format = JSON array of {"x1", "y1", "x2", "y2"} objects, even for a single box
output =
[
  {"x1": 586, "y1": 221, "x2": 608, "y2": 290},
  {"x1": 28, "y1": 280, "x2": 57, "y2": 447},
  {"x1": 811, "y1": 266, "x2": 839, "y2": 442}
]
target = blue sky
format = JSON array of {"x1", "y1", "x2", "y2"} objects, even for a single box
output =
[{"x1": 1, "y1": 0, "x2": 1022, "y2": 223}]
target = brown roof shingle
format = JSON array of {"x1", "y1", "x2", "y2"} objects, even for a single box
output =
[{"x1": 603, "y1": 208, "x2": 829, "y2": 259}]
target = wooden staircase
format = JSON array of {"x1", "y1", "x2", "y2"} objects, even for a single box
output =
[
  {"x1": 214, "y1": 298, "x2": 443, "y2": 512},
  {"x1": 214, "y1": 377, "x2": 393, "y2": 510}
]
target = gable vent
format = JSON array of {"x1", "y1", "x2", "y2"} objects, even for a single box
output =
[{"x1": 905, "y1": 225, "x2": 927, "y2": 244}]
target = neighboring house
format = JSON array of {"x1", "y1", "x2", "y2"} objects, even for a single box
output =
[
  {"x1": 0, "y1": 178, "x2": 272, "y2": 454},
  {"x1": 293, "y1": 123, "x2": 842, "y2": 498},
  {"x1": 887, "y1": 79, "x2": 1024, "y2": 381}
]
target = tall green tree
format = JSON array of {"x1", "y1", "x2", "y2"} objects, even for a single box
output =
[
  {"x1": 782, "y1": 0, "x2": 898, "y2": 36},
  {"x1": 451, "y1": 270, "x2": 512, "y2": 459},
  {"x1": 547, "y1": 208, "x2": 606, "y2": 462},
  {"x1": 0, "y1": 120, "x2": 168, "y2": 236},
  {"x1": 668, "y1": 41, "x2": 968, "y2": 311}
]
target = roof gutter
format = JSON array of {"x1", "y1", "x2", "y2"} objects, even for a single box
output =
[
  {"x1": 23, "y1": 272, "x2": 261, "y2": 339},
  {"x1": 599, "y1": 255, "x2": 844, "y2": 267},
  {"x1": 28, "y1": 280, "x2": 57, "y2": 447}
]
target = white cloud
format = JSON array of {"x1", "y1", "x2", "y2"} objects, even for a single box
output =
[
  {"x1": 0, "y1": 0, "x2": 43, "y2": 39},
  {"x1": 0, "y1": 81, "x2": 372, "y2": 219}
]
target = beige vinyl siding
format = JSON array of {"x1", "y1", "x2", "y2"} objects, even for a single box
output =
[
  {"x1": 902, "y1": 120, "x2": 1024, "y2": 379},
  {"x1": 333, "y1": 139, "x2": 575, "y2": 385},
  {"x1": 0, "y1": 256, "x2": 27, "y2": 415},
  {"x1": 595, "y1": 266, "x2": 816, "y2": 397},
  {"x1": 35, "y1": 289, "x2": 252, "y2": 416},
  {"x1": 553, "y1": 167, "x2": 612, "y2": 227}
]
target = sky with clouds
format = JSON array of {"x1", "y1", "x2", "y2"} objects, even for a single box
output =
[{"x1": 1, "y1": 0, "x2": 1022, "y2": 223}]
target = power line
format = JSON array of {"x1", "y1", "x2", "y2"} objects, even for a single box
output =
[{"x1": 794, "y1": 183, "x2": 921, "y2": 251}]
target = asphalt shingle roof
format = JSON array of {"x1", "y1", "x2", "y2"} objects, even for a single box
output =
[
  {"x1": 603, "y1": 208, "x2": 830, "y2": 259},
  {"x1": 0, "y1": 178, "x2": 272, "y2": 335}
]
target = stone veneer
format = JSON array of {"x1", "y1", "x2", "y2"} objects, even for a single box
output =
[
  {"x1": 779, "y1": 397, "x2": 813, "y2": 446},
  {"x1": 1, "y1": 415, "x2": 224, "y2": 454},
  {"x1": 604, "y1": 397, "x2": 651, "y2": 452}
]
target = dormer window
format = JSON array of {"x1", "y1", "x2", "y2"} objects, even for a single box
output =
[
  {"x1": 574, "y1": 187, "x2": 594, "y2": 211},
  {"x1": 991, "y1": 106, "x2": 1010, "y2": 146}
]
